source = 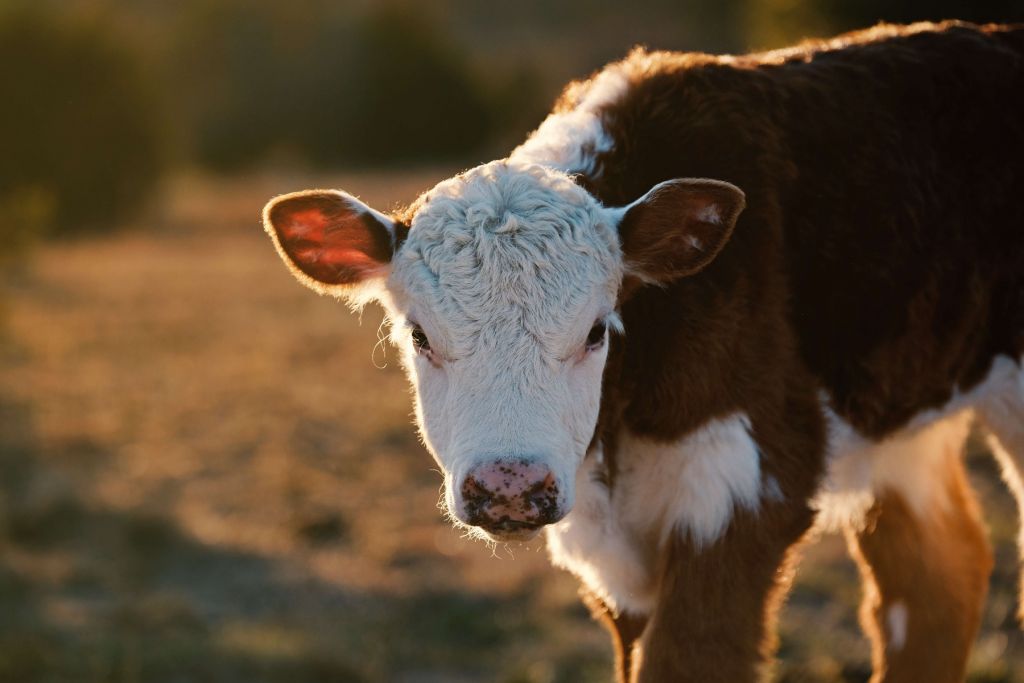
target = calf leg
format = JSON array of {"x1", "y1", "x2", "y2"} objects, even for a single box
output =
[
  {"x1": 633, "y1": 503, "x2": 814, "y2": 682},
  {"x1": 626, "y1": 388, "x2": 825, "y2": 681},
  {"x1": 845, "y1": 453, "x2": 992, "y2": 683}
]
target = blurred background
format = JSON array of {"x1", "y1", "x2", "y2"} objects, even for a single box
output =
[{"x1": 2, "y1": 1, "x2": 1024, "y2": 681}]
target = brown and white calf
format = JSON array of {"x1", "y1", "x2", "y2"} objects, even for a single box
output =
[{"x1": 263, "y1": 21, "x2": 1024, "y2": 682}]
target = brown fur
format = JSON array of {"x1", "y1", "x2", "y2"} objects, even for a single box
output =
[
  {"x1": 570, "y1": 20, "x2": 1022, "y2": 681},
  {"x1": 621, "y1": 373, "x2": 824, "y2": 682},
  {"x1": 619, "y1": 178, "x2": 745, "y2": 283}
]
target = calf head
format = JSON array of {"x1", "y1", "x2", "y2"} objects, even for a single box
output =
[{"x1": 264, "y1": 161, "x2": 744, "y2": 542}]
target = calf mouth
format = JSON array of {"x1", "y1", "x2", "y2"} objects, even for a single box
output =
[{"x1": 476, "y1": 518, "x2": 546, "y2": 542}]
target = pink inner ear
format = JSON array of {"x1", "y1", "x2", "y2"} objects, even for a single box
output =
[{"x1": 271, "y1": 195, "x2": 393, "y2": 286}]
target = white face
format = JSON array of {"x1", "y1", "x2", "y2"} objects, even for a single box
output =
[
  {"x1": 382, "y1": 162, "x2": 624, "y2": 541},
  {"x1": 264, "y1": 159, "x2": 744, "y2": 543}
]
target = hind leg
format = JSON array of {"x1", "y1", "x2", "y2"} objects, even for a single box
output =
[
  {"x1": 977, "y1": 355, "x2": 1024, "y2": 618},
  {"x1": 839, "y1": 419, "x2": 992, "y2": 683}
]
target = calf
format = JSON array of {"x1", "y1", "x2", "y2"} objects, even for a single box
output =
[{"x1": 263, "y1": 21, "x2": 1024, "y2": 682}]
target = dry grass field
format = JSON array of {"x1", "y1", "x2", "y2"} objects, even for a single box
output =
[{"x1": 1, "y1": 170, "x2": 1022, "y2": 682}]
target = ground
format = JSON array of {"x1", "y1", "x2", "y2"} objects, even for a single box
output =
[{"x1": 1, "y1": 170, "x2": 1021, "y2": 682}]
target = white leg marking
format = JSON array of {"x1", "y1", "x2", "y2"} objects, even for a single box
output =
[{"x1": 887, "y1": 600, "x2": 909, "y2": 652}]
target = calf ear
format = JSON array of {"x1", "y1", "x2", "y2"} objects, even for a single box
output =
[
  {"x1": 263, "y1": 190, "x2": 404, "y2": 300},
  {"x1": 617, "y1": 178, "x2": 745, "y2": 284}
]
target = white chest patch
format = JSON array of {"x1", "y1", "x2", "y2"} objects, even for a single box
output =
[{"x1": 545, "y1": 413, "x2": 763, "y2": 615}]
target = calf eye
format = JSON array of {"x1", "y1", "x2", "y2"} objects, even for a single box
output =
[
  {"x1": 585, "y1": 321, "x2": 607, "y2": 350},
  {"x1": 411, "y1": 325, "x2": 431, "y2": 352}
]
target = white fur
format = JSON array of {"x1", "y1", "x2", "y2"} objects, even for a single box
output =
[
  {"x1": 383, "y1": 161, "x2": 626, "y2": 528},
  {"x1": 510, "y1": 65, "x2": 631, "y2": 175},
  {"x1": 545, "y1": 449, "x2": 656, "y2": 614},
  {"x1": 763, "y1": 474, "x2": 785, "y2": 503},
  {"x1": 977, "y1": 355, "x2": 1024, "y2": 468},
  {"x1": 546, "y1": 413, "x2": 762, "y2": 615},
  {"x1": 977, "y1": 356, "x2": 1024, "y2": 557},
  {"x1": 887, "y1": 601, "x2": 908, "y2": 651},
  {"x1": 813, "y1": 406, "x2": 971, "y2": 531},
  {"x1": 619, "y1": 414, "x2": 762, "y2": 547},
  {"x1": 815, "y1": 355, "x2": 1023, "y2": 531},
  {"x1": 697, "y1": 204, "x2": 722, "y2": 225}
]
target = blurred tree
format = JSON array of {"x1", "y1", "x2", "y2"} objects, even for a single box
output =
[
  {"x1": 302, "y1": 4, "x2": 491, "y2": 165},
  {"x1": 173, "y1": 1, "x2": 491, "y2": 169},
  {"x1": 0, "y1": 9, "x2": 164, "y2": 236},
  {"x1": 0, "y1": 188, "x2": 52, "y2": 264},
  {"x1": 742, "y1": 0, "x2": 1024, "y2": 49},
  {"x1": 820, "y1": 0, "x2": 1024, "y2": 30},
  {"x1": 170, "y1": 0, "x2": 317, "y2": 170},
  {"x1": 7, "y1": 0, "x2": 1021, "y2": 192},
  {"x1": 482, "y1": 63, "x2": 552, "y2": 154}
]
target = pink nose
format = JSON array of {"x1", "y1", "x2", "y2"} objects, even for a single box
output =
[{"x1": 460, "y1": 461, "x2": 563, "y2": 533}]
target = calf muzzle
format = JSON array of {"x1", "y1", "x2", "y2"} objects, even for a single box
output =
[{"x1": 459, "y1": 460, "x2": 563, "y2": 537}]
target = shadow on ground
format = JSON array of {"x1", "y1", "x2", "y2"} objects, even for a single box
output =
[{"x1": 0, "y1": 399, "x2": 606, "y2": 683}]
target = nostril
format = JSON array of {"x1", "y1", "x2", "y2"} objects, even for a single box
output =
[
  {"x1": 524, "y1": 472, "x2": 557, "y2": 500},
  {"x1": 525, "y1": 472, "x2": 560, "y2": 522}
]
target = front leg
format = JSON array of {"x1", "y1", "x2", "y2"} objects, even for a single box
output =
[
  {"x1": 635, "y1": 499, "x2": 815, "y2": 682},
  {"x1": 552, "y1": 395, "x2": 824, "y2": 681}
]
